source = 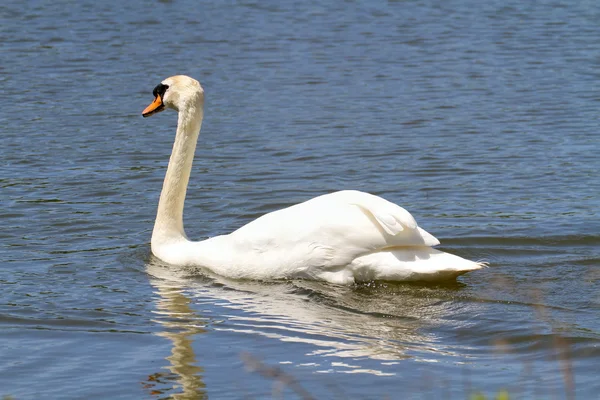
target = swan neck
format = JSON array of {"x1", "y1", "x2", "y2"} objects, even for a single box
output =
[{"x1": 152, "y1": 101, "x2": 203, "y2": 244}]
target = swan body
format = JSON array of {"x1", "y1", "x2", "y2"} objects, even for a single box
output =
[{"x1": 143, "y1": 75, "x2": 483, "y2": 284}]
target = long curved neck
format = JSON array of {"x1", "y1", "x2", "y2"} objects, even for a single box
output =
[{"x1": 152, "y1": 101, "x2": 204, "y2": 244}]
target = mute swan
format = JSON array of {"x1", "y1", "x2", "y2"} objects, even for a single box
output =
[{"x1": 142, "y1": 75, "x2": 483, "y2": 284}]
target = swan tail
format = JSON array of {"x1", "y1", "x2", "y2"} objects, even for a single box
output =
[{"x1": 348, "y1": 247, "x2": 484, "y2": 283}]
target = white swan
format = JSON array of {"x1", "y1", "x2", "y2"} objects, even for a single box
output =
[{"x1": 142, "y1": 75, "x2": 483, "y2": 284}]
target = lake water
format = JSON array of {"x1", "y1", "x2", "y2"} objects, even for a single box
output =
[{"x1": 2, "y1": 0, "x2": 599, "y2": 398}]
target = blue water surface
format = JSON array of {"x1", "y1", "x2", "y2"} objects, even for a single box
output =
[{"x1": 1, "y1": 0, "x2": 599, "y2": 398}]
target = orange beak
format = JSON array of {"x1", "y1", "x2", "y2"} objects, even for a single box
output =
[{"x1": 142, "y1": 95, "x2": 165, "y2": 118}]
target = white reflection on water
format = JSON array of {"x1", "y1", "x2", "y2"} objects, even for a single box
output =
[
  {"x1": 146, "y1": 259, "x2": 480, "y2": 382},
  {"x1": 146, "y1": 275, "x2": 208, "y2": 399}
]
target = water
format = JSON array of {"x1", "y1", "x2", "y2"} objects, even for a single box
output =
[{"x1": 1, "y1": 0, "x2": 599, "y2": 398}]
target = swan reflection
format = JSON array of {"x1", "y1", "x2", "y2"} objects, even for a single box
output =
[
  {"x1": 146, "y1": 258, "x2": 473, "y2": 382},
  {"x1": 145, "y1": 274, "x2": 208, "y2": 399}
]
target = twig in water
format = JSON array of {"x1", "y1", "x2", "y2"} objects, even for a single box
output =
[{"x1": 241, "y1": 352, "x2": 316, "y2": 400}]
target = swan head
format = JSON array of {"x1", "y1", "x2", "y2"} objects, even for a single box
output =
[{"x1": 142, "y1": 75, "x2": 204, "y2": 118}]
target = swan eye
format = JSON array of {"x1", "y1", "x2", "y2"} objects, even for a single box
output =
[{"x1": 152, "y1": 83, "x2": 169, "y2": 99}]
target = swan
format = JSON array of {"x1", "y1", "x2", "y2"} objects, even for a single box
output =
[{"x1": 142, "y1": 75, "x2": 483, "y2": 284}]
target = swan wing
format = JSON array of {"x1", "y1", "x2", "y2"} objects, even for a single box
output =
[
  {"x1": 311, "y1": 190, "x2": 439, "y2": 246},
  {"x1": 224, "y1": 190, "x2": 440, "y2": 270},
  {"x1": 333, "y1": 190, "x2": 439, "y2": 246}
]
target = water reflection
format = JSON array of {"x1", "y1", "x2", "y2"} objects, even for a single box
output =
[
  {"x1": 146, "y1": 275, "x2": 208, "y2": 399},
  {"x1": 146, "y1": 258, "x2": 478, "y2": 379}
]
